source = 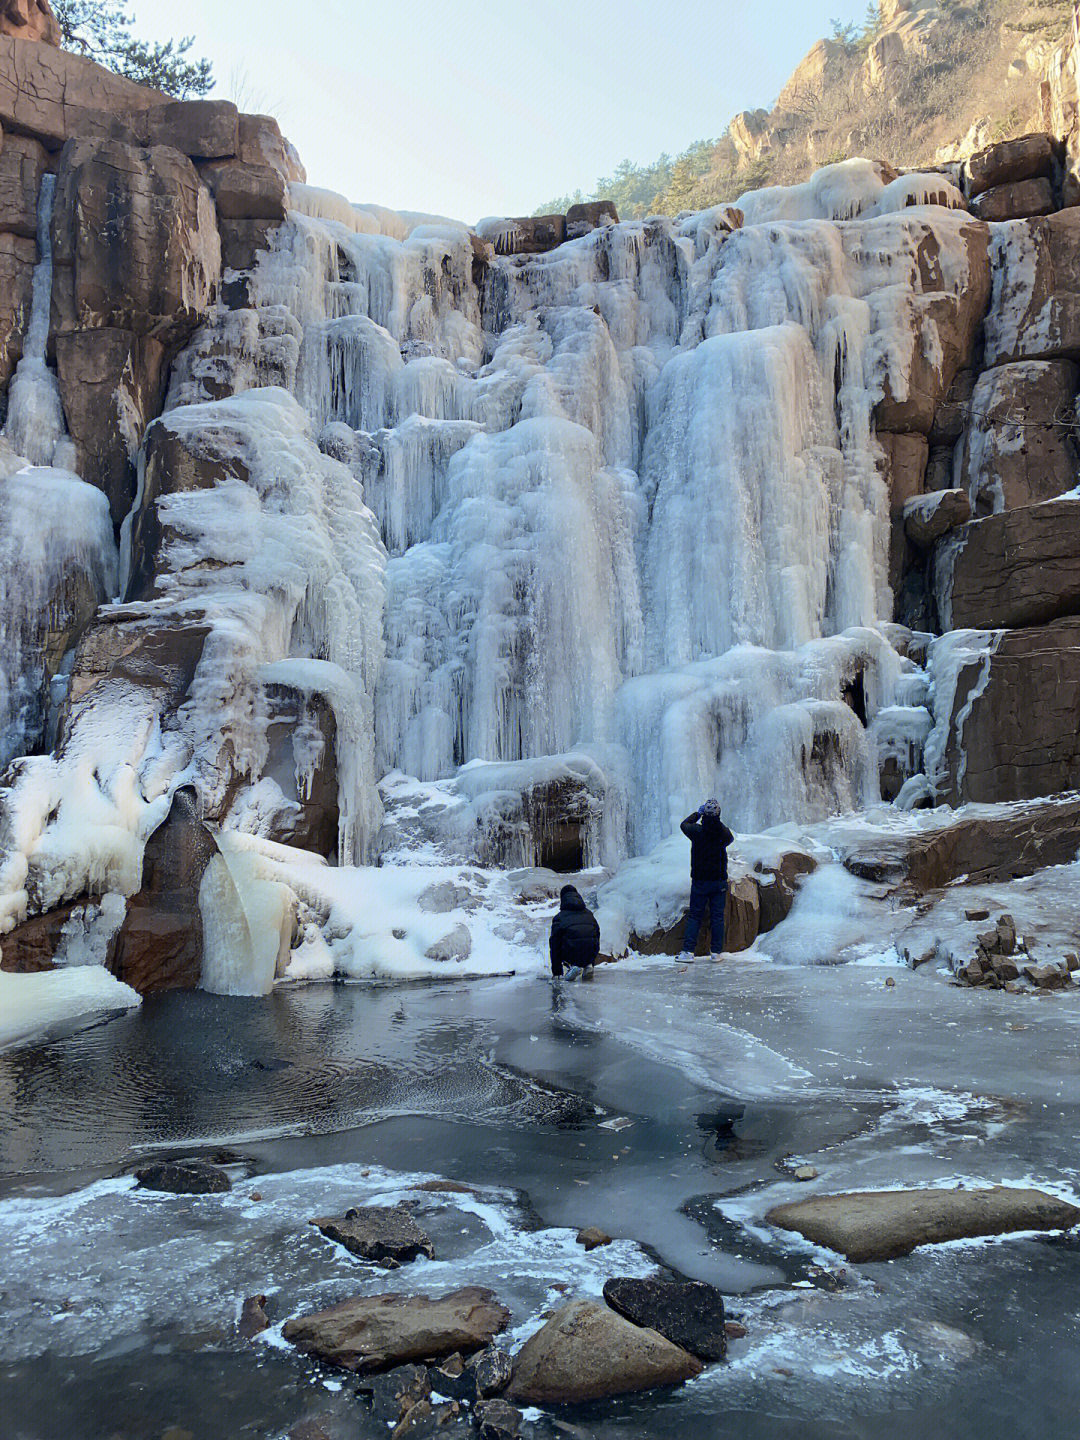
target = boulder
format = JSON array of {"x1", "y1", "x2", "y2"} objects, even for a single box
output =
[
  {"x1": 0, "y1": 34, "x2": 167, "y2": 149},
  {"x1": 766, "y1": 1186, "x2": 1080, "y2": 1262},
  {"x1": 0, "y1": 132, "x2": 47, "y2": 240},
  {"x1": 238, "y1": 113, "x2": 306, "y2": 184},
  {"x1": 1024, "y1": 961, "x2": 1072, "y2": 990},
  {"x1": 565, "y1": 200, "x2": 619, "y2": 239},
  {"x1": 110, "y1": 788, "x2": 218, "y2": 994},
  {"x1": 368, "y1": 1365, "x2": 430, "y2": 1424},
  {"x1": 390, "y1": 1400, "x2": 470, "y2": 1438},
  {"x1": 88, "y1": 100, "x2": 239, "y2": 161},
  {"x1": 958, "y1": 360, "x2": 1079, "y2": 514},
  {"x1": 467, "y1": 1347, "x2": 513, "y2": 1399},
  {"x1": 482, "y1": 214, "x2": 566, "y2": 256},
  {"x1": 134, "y1": 1158, "x2": 232, "y2": 1194},
  {"x1": 424, "y1": 923, "x2": 472, "y2": 964},
  {"x1": 238, "y1": 1294, "x2": 270, "y2": 1339},
  {"x1": 507, "y1": 1299, "x2": 702, "y2": 1404},
  {"x1": 630, "y1": 873, "x2": 761, "y2": 957},
  {"x1": 200, "y1": 160, "x2": 288, "y2": 222},
  {"x1": 576, "y1": 1226, "x2": 611, "y2": 1251},
  {"x1": 0, "y1": 230, "x2": 36, "y2": 391},
  {"x1": 940, "y1": 617, "x2": 1080, "y2": 803},
  {"x1": 965, "y1": 133, "x2": 1058, "y2": 199},
  {"x1": 937, "y1": 499, "x2": 1080, "y2": 631},
  {"x1": 983, "y1": 210, "x2": 1080, "y2": 367},
  {"x1": 0, "y1": 0, "x2": 60, "y2": 45},
  {"x1": 473, "y1": 1400, "x2": 522, "y2": 1440},
  {"x1": 282, "y1": 1287, "x2": 510, "y2": 1374},
  {"x1": 310, "y1": 1205, "x2": 435, "y2": 1267},
  {"x1": 903, "y1": 488, "x2": 971, "y2": 549},
  {"x1": 971, "y1": 178, "x2": 1055, "y2": 222},
  {"x1": 839, "y1": 794, "x2": 1080, "y2": 890},
  {"x1": 602, "y1": 1277, "x2": 727, "y2": 1362}
]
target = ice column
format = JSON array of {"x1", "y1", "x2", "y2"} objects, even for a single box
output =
[{"x1": 4, "y1": 174, "x2": 66, "y2": 467}]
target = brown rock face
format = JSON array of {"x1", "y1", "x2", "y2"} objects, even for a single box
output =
[
  {"x1": 282, "y1": 1287, "x2": 510, "y2": 1374},
  {"x1": 939, "y1": 500, "x2": 1080, "y2": 631},
  {"x1": 965, "y1": 133, "x2": 1058, "y2": 200},
  {"x1": 0, "y1": 34, "x2": 167, "y2": 148},
  {"x1": 840, "y1": 795, "x2": 1080, "y2": 890},
  {"x1": 959, "y1": 360, "x2": 1079, "y2": 515},
  {"x1": 942, "y1": 618, "x2": 1080, "y2": 804},
  {"x1": 0, "y1": 0, "x2": 59, "y2": 45},
  {"x1": 237, "y1": 113, "x2": 305, "y2": 184},
  {"x1": 0, "y1": 230, "x2": 36, "y2": 391},
  {"x1": 0, "y1": 133, "x2": 47, "y2": 240},
  {"x1": 88, "y1": 100, "x2": 239, "y2": 162},
  {"x1": 200, "y1": 161, "x2": 288, "y2": 222},
  {"x1": 565, "y1": 200, "x2": 619, "y2": 239},
  {"x1": 971, "y1": 178, "x2": 1055, "y2": 223},
  {"x1": 903, "y1": 489, "x2": 971, "y2": 550},
  {"x1": 507, "y1": 1299, "x2": 701, "y2": 1404},
  {"x1": 878, "y1": 431, "x2": 928, "y2": 597},
  {"x1": 110, "y1": 789, "x2": 218, "y2": 994},
  {"x1": 50, "y1": 138, "x2": 220, "y2": 515},
  {"x1": 984, "y1": 210, "x2": 1080, "y2": 367},
  {"x1": 767, "y1": 1186, "x2": 1080, "y2": 1263}
]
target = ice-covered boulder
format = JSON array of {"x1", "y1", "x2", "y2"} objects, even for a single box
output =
[{"x1": 958, "y1": 360, "x2": 1079, "y2": 515}]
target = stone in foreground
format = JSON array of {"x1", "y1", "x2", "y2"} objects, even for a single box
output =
[
  {"x1": 133, "y1": 1159, "x2": 231, "y2": 1194},
  {"x1": 507, "y1": 1299, "x2": 702, "y2": 1403},
  {"x1": 310, "y1": 1205, "x2": 435, "y2": 1266},
  {"x1": 602, "y1": 1276, "x2": 727, "y2": 1361},
  {"x1": 766, "y1": 1186, "x2": 1080, "y2": 1262},
  {"x1": 282, "y1": 1287, "x2": 510, "y2": 1374}
]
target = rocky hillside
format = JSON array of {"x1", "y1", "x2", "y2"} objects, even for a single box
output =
[{"x1": 546, "y1": 0, "x2": 1080, "y2": 218}]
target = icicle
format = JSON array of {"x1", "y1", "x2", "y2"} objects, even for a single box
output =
[{"x1": 4, "y1": 174, "x2": 66, "y2": 466}]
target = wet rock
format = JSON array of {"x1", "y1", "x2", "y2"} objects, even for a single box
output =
[
  {"x1": 469, "y1": 1346, "x2": 513, "y2": 1399},
  {"x1": 938, "y1": 500, "x2": 1080, "y2": 632},
  {"x1": 426, "y1": 1353, "x2": 471, "y2": 1402},
  {"x1": 282, "y1": 1287, "x2": 510, "y2": 1374},
  {"x1": 795, "y1": 1165, "x2": 819, "y2": 1181},
  {"x1": 134, "y1": 1159, "x2": 232, "y2": 1194},
  {"x1": 725, "y1": 1320, "x2": 748, "y2": 1340},
  {"x1": 965, "y1": 908, "x2": 991, "y2": 922},
  {"x1": 576, "y1": 1226, "x2": 611, "y2": 1251},
  {"x1": 473, "y1": 1398, "x2": 523, "y2": 1440},
  {"x1": 368, "y1": 1364, "x2": 430, "y2": 1424},
  {"x1": 507, "y1": 1299, "x2": 702, "y2": 1403},
  {"x1": 424, "y1": 924, "x2": 472, "y2": 964},
  {"x1": 310, "y1": 1205, "x2": 435, "y2": 1267},
  {"x1": 602, "y1": 1276, "x2": 727, "y2": 1362},
  {"x1": 766, "y1": 1186, "x2": 1080, "y2": 1262},
  {"x1": 238, "y1": 1294, "x2": 270, "y2": 1339},
  {"x1": 391, "y1": 1400, "x2": 470, "y2": 1439}
]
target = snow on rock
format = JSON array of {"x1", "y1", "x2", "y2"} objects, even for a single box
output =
[{"x1": 0, "y1": 967, "x2": 140, "y2": 1051}]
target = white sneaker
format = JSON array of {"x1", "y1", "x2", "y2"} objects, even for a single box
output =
[
  {"x1": 710, "y1": 953, "x2": 723, "y2": 962},
  {"x1": 676, "y1": 951, "x2": 693, "y2": 963},
  {"x1": 564, "y1": 966, "x2": 583, "y2": 982}
]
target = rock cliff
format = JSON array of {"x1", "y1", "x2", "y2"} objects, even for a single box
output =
[{"x1": 1, "y1": 24, "x2": 1079, "y2": 999}]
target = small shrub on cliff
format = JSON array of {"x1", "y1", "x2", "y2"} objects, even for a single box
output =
[{"x1": 53, "y1": 0, "x2": 213, "y2": 98}]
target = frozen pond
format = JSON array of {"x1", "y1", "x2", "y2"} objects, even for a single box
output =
[{"x1": 2, "y1": 960, "x2": 1078, "y2": 1439}]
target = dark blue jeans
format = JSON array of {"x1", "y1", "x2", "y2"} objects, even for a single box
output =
[{"x1": 684, "y1": 880, "x2": 726, "y2": 954}]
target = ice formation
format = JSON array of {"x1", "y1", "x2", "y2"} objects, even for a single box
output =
[{"x1": 0, "y1": 157, "x2": 1005, "y2": 996}]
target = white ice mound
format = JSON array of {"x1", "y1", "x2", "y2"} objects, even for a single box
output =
[{"x1": 0, "y1": 968, "x2": 140, "y2": 1051}]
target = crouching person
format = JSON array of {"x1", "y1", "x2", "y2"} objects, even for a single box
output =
[{"x1": 550, "y1": 885, "x2": 600, "y2": 982}]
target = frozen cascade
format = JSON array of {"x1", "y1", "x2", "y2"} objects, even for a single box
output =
[
  {"x1": 3, "y1": 174, "x2": 67, "y2": 468},
  {"x1": 0, "y1": 162, "x2": 995, "y2": 990}
]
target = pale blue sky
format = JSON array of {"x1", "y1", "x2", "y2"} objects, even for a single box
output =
[{"x1": 132, "y1": 0, "x2": 869, "y2": 220}]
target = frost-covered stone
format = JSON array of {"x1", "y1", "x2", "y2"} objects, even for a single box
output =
[
  {"x1": 903, "y1": 488, "x2": 971, "y2": 549},
  {"x1": 310, "y1": 1205, "x2": 435, "y2": 1267}
]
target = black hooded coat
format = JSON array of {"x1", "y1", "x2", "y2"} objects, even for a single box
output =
[
  {"x1": 680, "y1": 811, "x2": 735, "y2": 884},
  {"x1": 549, "y1": 885, "x2": 601, "y2": 976}
]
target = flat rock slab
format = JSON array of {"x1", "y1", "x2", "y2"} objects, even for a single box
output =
[
  {"x1": 134, "y1": 1159, "x2": 231, "y2": 1194},
  {"x1": 282, "y1": 1286, "x2": 510, "y2": 1375},
  {"x1": 766, "y1": 1186, "x2": 1080, "y2": 1262},
  {"x1": 602, "y1": 1276, "x2": 727, "y2": 1361},
  {"x1": 311, "y1": 1205, "x2": 434, "y2": 1266},
  {"x1": 507, "y1": 1299, "x2": 702, "y2": 1404}
]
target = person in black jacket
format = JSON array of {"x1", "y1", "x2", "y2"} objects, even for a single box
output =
[
  {"x1": 679, "y1": 799, "x2": 735, "y2": 962},
  {"x1": 549, "y1": 885, "x2": 601, "y2": 981}
]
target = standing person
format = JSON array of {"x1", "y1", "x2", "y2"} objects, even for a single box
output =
[
  {"x1": 679, "y1": 800, "x2": 734, "y2": 962},
  {"x1": 550, "y1": 884, "x2": 601, "y2": 982}
]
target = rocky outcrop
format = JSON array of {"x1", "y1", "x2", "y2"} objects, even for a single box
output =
[
  {"x1": 983, "y1": 210, "x2": 1080, "y2": 368},
  {"x1": 283, "y1": 1288, "x2": 510, "y2": 1374},
  {"x1": 0, "y1": 0, "x2": 60, "y2": 45},
  {"x1": 87, "y1": 99, "x2": 239, "y2": 161},
  {"x1": 134, "y1": 1158, "x2": 232, "y2": 1194},
  {"x1": 903, "y1": 488, "x2": 971, "y2": 549},
  {"x1": 0, "y1": 232, "x2": 36, "y2": 391},
  {"x1": 0, "y1": 132, "x2": 47, "y2": 241},
  {"x1": 839, "y1": 794, "x2": 1080, "y2": 890},
  {"x1": 971, "y1": 177, "x2": 1055, "y2": 222},
  {"x1": 958, "y1": 360, "x2": 1079, "y2": 515},
  {"x1": 0, "y1": 34, "x2": 167, "y2": 148},
  {"x1": 963, "y1": 132, "x2": 1059, "y2": 200},
  {"x1": 237, "y1": 113, "x2": 306, "y2": 184},
  {"x1": 940, "y1": 616, "x2": 1080, "y2": 803},
  {"x1": 507, "y1": 1299, "x2": 702, "y2": 1403},
  {"x1": 50, "y1": 138, "x2": 221, "y2": 518},
  {"x1": 938, "y1": 499, "x2": 1080, "y2": 631},
  {"x1": 766, "y1": 1186, "x2": 1080, "y2": 1262},
  {"x1": 310, "y1": 1206, "x2": 435, "y2": 1267}
]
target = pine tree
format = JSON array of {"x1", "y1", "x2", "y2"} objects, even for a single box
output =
[{"x1": 52, "y1": 0, "x2": 213, "y2": 98}]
